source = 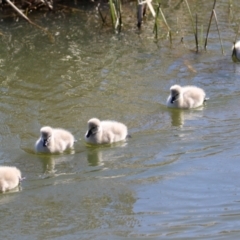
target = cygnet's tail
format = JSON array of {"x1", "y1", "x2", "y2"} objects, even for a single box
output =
[
  {"x1": 126, "y1": 134, "x2": 132, "y2": 139},
  {"x1": 20, "y1": 177, "x2": 26, "y2": 182}
]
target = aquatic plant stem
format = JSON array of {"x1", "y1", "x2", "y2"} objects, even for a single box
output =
[
  {"x1": 234, "y1": 21, "x2": 240, "y2": 43},
  {"x1": 159, "y1": 6, "x2": 172, "y2": 44},
  {"x1": 146, "y1": 0, "x2": 156, "y2": 17},
  {"x1": 184, "y1": 0, "x2": 198, "y2": 51},
  {"x1": 109, "y1": 0, "x2": 117, "y2": 30},
  {"x1": 5, "y1": 0, "x2": 55, "y2": 43},
  {"x1": 116, "y1": 0, "x2": 122, "y2": 32},
  {"x1": 137, "y1": 1, "x2": 147, "y2": 28},
  {"x1": 43, "y1": 0, "x2": 53, "y2": 10},
  {"x1": 5, "y1": 0, "x2": 31, "y2": 22},
  {"x1": 213, "y1": 9, "x2": 224, "y2": 54},
  {"x1": 195, "y1": 13, "x2": 198, "y2": 52},
  {"x1": 153, "y1": 3, "x2": 160, "y2": 39},
  {"x1": 109, "y1": 0, "x2": 122, "y2": 33},
  {"x1": 204, "y1": 0, "x2": 217, "y2": 50},
  {"x1": 200, "y1": 24, "x2": 203, "y2": 48},
  {"x1": 97, "y1": 3, "x2": 107, "y2": 25}
]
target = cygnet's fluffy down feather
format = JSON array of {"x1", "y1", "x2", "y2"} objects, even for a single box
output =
[
  {"x1": 0, "y1": 166, "x2": 22, "y2": 193},
  {"x1": 167, "y1": 85, "x2": 206, "y2": 109},
  {"x1": 85, "y1": 118, "x2": 128, "y2": 145},
  {"x1": 35, "y1": 126, "x2": 75, "y2": 153}
]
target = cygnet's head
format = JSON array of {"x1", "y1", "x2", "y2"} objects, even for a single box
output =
[
  {"x1": 170, "y1": 85, "x2": 182, "y2": 103},
  {"x1": 40, "y1": 126, "x2": 53, "y2": 147},
  {"x1": 86, "y1": 118, "x2": 101, "y2": 138}
]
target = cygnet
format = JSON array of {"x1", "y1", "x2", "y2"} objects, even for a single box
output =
[
  {"x1": 167, "y1": 85, "x2": 206, "y2": 109},
  {"x1": 0, "y1": 166, "x2": 22, "y2": 193},
  {"x1": 85, "y1": 118, "x2": 128, "y2": 145},
  {"x1": 35, "y1": 126, "x2": 75, "y2": 154}
]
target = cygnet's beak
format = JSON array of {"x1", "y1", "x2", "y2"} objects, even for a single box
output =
[
  {"x1": 232, "y1": 46, "x2": 236, "y2": 58},
  {"x1": 43, "y1": 139, "x2": 48, "y2": 147},
  {"x1": 86, "y1": 129, "x2": 92, "y2": 138},
  {"x1": 171, "y1": 96, "x2": 177, "y2": 103}
]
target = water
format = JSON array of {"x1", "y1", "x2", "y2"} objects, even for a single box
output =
[{"x1": 1, "y1": 1, "x2": 240, "y2": 239}]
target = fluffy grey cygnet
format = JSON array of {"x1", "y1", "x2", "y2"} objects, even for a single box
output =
[
  {"x1": 35, "y1": 126, "x2": 75, "y2": 153},
  {"x1": 0, "y1": 166, "x2": 22, "y2": 193},
  {"x1": 85, "y1": 118, "x2": 128, "y2": 145},
  {"x1": 166, "y1": 85, "x2": 206, "y2": 109}
]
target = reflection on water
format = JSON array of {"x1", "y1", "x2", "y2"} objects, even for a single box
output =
[
  {"x1": 39, "y1": 155, "x2": 57, "y2": 174},
  {"x1": 169, "y1": 108, "x2": 185, "y2": 127},
  {"x1": 0, "y1": 190, "x2": 20, "y2": 204},
  {"x1": 0, "y1": 185, "x2": 22, "y2": 196},
  {"x1": 86, "y1": 141, "x2": 128, "y2": 167},
  {"x1": 169, "y1": 106, "x2": 205, "y2": 127},
  {"x1": 37, "y1": 151, "x2": 76, "y2": 175},
  {"x1": 87, "y1": 147, "x2": 104, "y2": 167},
  {"x1": 0, "y1": 0, "x2": 240, "y2": 239}
]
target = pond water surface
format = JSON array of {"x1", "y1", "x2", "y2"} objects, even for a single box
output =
[{"x1": 1, "y1": 0, "x2": 240, "y2": 239}]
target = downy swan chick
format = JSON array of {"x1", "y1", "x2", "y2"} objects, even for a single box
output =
[
  {"x1": 167, "y1": 85, "x2": 206, "y2": 109},
  {"x1": 35, "y1": 126, "x2": 75, "y2": 154},
  {"x1": 85, "y1": 118, "x2": 128, "y2": 145},
  {"x1": 232, "y1": 41, "x2": 240, "y2": 62},
  {"x1": 0, "y1": 166, "x2": 22, "y2": 193}
]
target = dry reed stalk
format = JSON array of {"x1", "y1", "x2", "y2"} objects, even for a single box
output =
[
  {"x1": 184, "y1": 0, "x2": 198, "y2": 51},
  {"x1": 5, "y1": 0, "x2": 55, "y2": 43},
  {"x1": 213, "y1": 9, "x2": 224, "y2": 54},
  {"x1": 204, "y1": 0, "x2": 217, "y2": 49},
  {"x1": 159, "y1": 6, "x2": 172, "y2": 44}
]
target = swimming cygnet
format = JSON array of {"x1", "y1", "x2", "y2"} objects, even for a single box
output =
[
  {"x1": 0, "y1": 166, "x2": 22, "y2": 193},
  {"x1": 167, "y1": 85, "x2": 206, "y2": 109},
  {"x1": 85, "y1": 118, "x2": 128, "y2": 145},
  {"x1": 232, "y1": 41, "x2": 240, "y2": 62},
  {"x1": 35, "y1": 126, "x2": 75, "y2": 154}
]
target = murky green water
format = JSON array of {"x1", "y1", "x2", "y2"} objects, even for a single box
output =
[{"x1": 1, "y1": 1, "x2": 240, "y2": 239}]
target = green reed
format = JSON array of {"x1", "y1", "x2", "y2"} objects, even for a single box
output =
[
  {"x1": 153, "y1": 2, "x2": 172, "y2": 44},
  {"x1": 109, "y1": 0, "x2": 122, "y2": 33}
]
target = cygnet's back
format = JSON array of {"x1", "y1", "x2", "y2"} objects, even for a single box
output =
[
  {"x1": 181, "y1": 86, "x2": 206, "y2": 108},
  {"x1": 85, "y1": 118, "x2": 128, "y2": 145},
  {"x1": 0, "y1": 166, "x2": 22, "y2": 192},
  {"x1": 101, "y1": 120, "x2": 128, "y2": 143},
  {"x1": 167, "y1": 85, "x2": 206, "y2": 109},
  {"x1": 35, "y1": 126, "x2": 75, "y2": 154},
  {"x1": 51, "y1": 128, "x2": 75, "y2": 152}
]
